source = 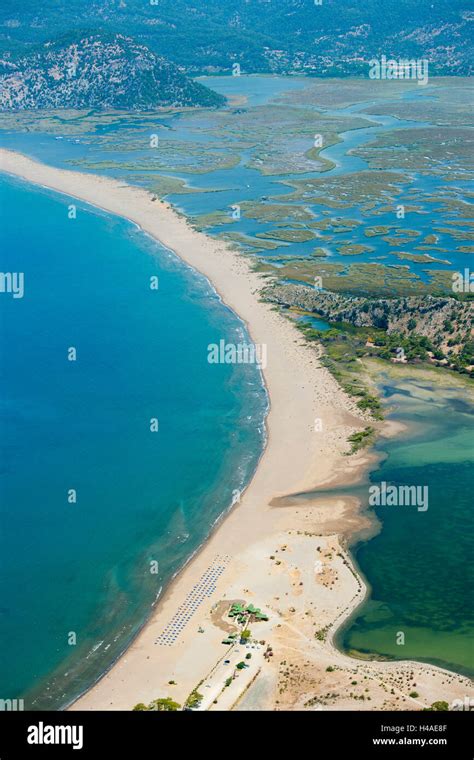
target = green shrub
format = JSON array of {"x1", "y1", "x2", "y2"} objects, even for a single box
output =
[
  {"x1": 423, "y1": 701, "x2": 449, "y2": 711},
  {"x1": 133, "y1": 697, "x2": 181, "y2": 711},
  {"x1": 185, "y1": 690, "x2": 203, "y2": 709}
]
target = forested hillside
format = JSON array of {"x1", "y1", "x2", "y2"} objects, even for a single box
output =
[{"x1": 1, "y1": 0, "x2": 472, "y2": 75}]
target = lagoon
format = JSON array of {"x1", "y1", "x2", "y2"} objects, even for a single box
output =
[{"x1": 337, "y1": 370, "x2": 474, "y2": 676}]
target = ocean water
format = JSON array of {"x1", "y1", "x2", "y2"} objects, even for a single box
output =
[
  {"x1": 337, "y1": 375, "x2": 474, "y2": 676},
  {"x1": 0, "y1": 175, "x2": 267, "y2": 709}
]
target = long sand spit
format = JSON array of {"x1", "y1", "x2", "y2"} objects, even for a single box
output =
[{"x1": 1, "y1": 149, "x2": 471, "y2": 711}]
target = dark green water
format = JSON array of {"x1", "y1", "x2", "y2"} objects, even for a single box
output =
[{"x1": 338, "y1": 373, "x2": 474, "y2": 676}]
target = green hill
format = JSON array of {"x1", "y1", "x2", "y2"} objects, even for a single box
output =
[
  {"x1": 0, "y1": 32, "x2": 226, "y2": 110},
  {"x1": 0, "y1": 0, "x2": 472, "y2": 76}
]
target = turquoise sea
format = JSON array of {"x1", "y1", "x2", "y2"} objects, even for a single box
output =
[{"x1": 0, "y1": 175, "x2": 267, "y2": 709}]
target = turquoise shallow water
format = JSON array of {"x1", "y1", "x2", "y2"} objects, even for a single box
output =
[
  {"x1": 0, "y1": 175, "x2": 267, "y2": 709},
  {"x1": 337, "y1": 375, "x2": 474, "y2": 676}
]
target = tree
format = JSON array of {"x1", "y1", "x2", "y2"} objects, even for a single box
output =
[
  {"x1": 149, "y1": 697, "x2": 181, "y2": 712},
  {"x1": 133, "y1": 697, "x2": 181, "y2": 711},
  {"x1": 185, "y1": 690, "x2": 203, "y2": 709},
  {"x1": 423, "y1": 701, "x2": 449, "y2": 711}
]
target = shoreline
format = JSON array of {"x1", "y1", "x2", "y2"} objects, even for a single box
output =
[{"x1": 1, "y1": 148, "x2": 471, "y2": 712}]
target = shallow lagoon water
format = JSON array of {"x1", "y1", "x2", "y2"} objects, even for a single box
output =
[
  {"x1": 336, "y1": 375, "x2": 474, "y2": 676},
  {"x1": 1, "y1": 76, "x2": 470, "y2": 279}
]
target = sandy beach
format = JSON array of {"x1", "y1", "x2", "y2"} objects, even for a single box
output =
[{"x1": 1, "y1": 148, "x2": 472, "y2": 712}]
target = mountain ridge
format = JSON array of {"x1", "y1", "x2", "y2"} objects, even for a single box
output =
[
  {"x1": 0, "y1": 0, "x2": 472, "y2": 76},
  {"x1": 0, "y1": 32, "x2": 226, "y2": 110}
]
